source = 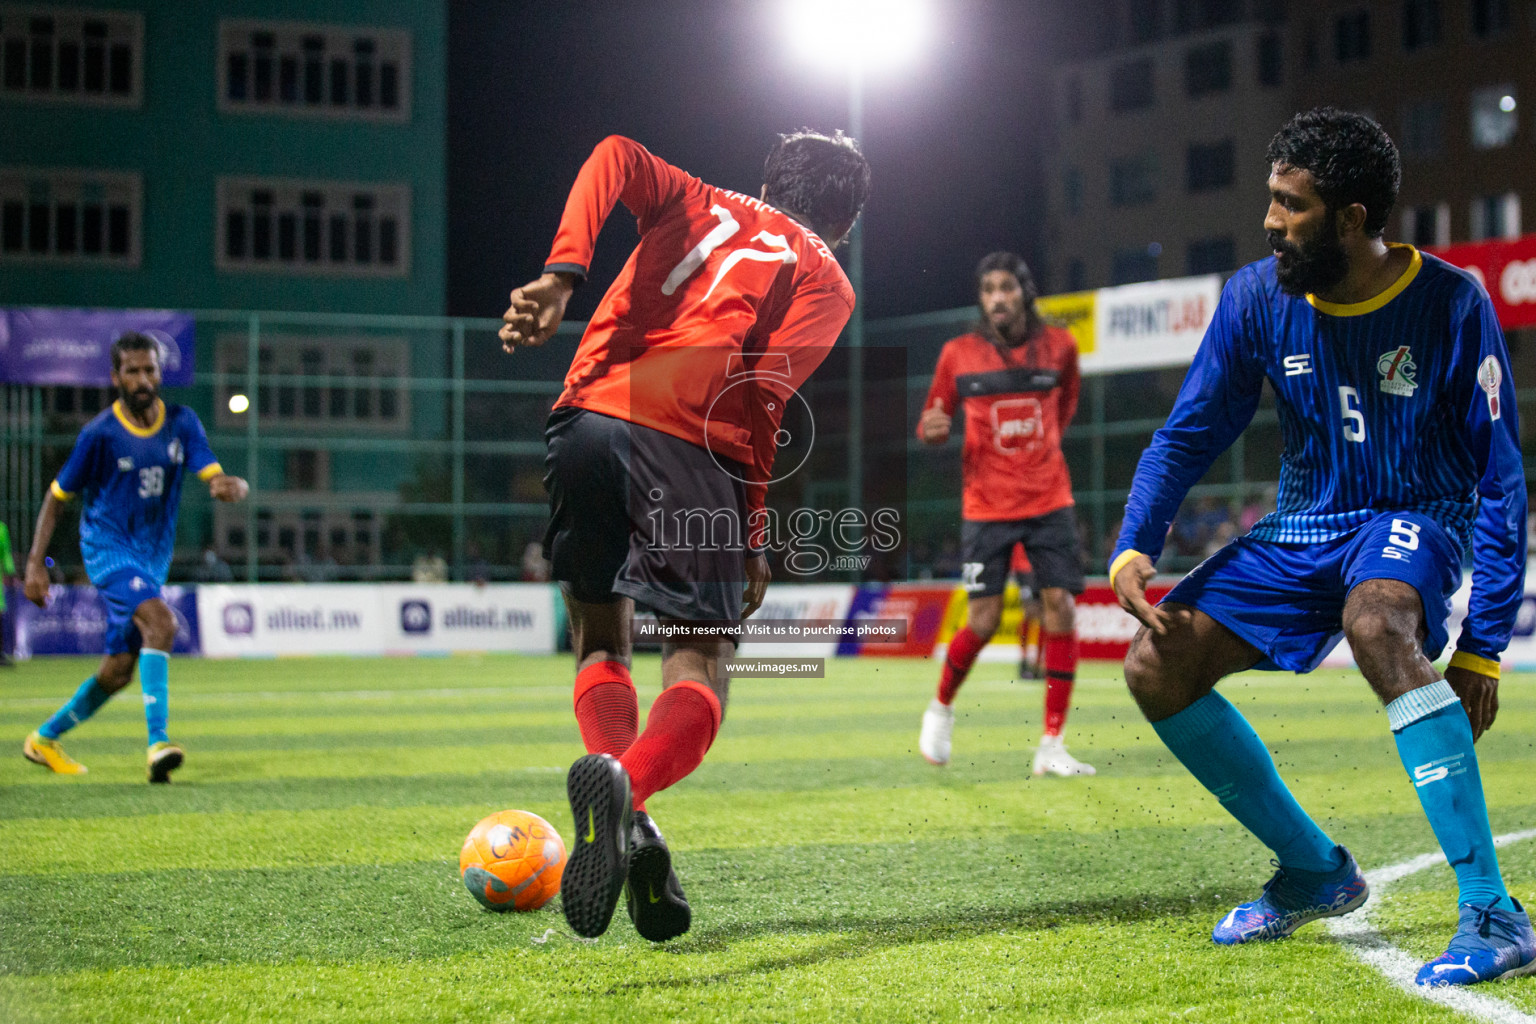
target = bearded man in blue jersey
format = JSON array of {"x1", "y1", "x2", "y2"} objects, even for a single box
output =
[
  {"x1": 22, "y1": 332, "x2": 247, "y2": 782},
  {"x1": 1111, "y1": 108, "x2": 1533, "y2": 987}
]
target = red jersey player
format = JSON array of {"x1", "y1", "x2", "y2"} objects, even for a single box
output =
[
  {"x1": 500, "y1": 132, "x2": 871, "y2": 941},
  {"x1": 916, "y1": 252, "x2": 1094, "y2": 777}
]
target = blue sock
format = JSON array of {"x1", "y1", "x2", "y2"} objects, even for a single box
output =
[
  {"x1": 1152, "y1": 691, "x2": 1343, "y2": 873},
  {"x1": 139, "y1": 648, "x2": 170, "y2": 746},
  {"x1": 39, "y1": 677, "x2": 112, "y2": 739},
  {"x1": 1388, "y1": 680, "x2": 1513, "y2": 911}
]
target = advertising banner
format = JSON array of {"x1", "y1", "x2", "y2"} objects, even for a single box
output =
[
  {"x1": 0, "y1": 308, "x2": 195, "y2": 386},
  {"x1": 197, "y1": 583, "x2": 557, "y2": 657},
  {"x1": 9, "y1": 584, "x2": 199, "y2": 658},
  {"x1": 1081, "y1": 275, "x2": 1221, "y2": 374},
  {"x1": 1428, "y1": 235, "x2": 1536, "y2": 330},
  {"x1": 839, "y1": 583, "x2": 955, "y2": 657},
  {"x1": 737, "y1": 583, "x2": 856, "y2": 658},
  {"x1": 1036, "y1": 289, "x2": 1096, "y2": 355}
]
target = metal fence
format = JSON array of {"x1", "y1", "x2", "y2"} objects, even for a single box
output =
[{"x1": 4, "y1": 307, "x2": 1533, "y2": 583}]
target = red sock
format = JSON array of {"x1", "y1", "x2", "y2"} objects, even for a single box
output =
[
  {"x1": 937, "y1": 626, "x2": 987, "y2": 705},
  {"x1": 1042, "y1": 631, "x2": 1079, "y2": 736},
  {"x1": 619, "y1": 680, "x2": 721, "y2": 810},
  {"x1": 573, "y1": 661, "x2": 638, "y2": 757}
]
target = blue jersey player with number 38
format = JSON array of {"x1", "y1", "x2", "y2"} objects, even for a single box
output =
[
  {"x1": 22, "y1": 332, "x2": 247, "y2": 783},
  {"x1": 1111, "y1": 108, "x2": 1534, "y2": 987}
]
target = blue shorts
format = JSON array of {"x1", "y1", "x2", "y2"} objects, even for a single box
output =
[
  {"x1": 95, "y1": 567, "x2": 162, "y2": 656},
  {"x1": 1163, "y1": 511, "x2": 1462, "y2": 673}
]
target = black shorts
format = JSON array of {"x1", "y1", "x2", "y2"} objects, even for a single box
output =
[
  {"x1": 542, "y1": 407, "x2": 747, "y2": 622},
  {"x1": 960, "y1": 507, "x2": 1085, "y2": 598}
]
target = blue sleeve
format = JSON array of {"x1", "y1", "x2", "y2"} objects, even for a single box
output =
[
  {"x1": 1110, "y1": 274, "x2": 1267, "y2": 568},
  {"x1": 1454, "y1": 297, "x2": 1526, "y2": 659},
  {"x1": 180, "y1": 410, "x2": 222, "y2": 480},
  {"x1": 53, "y1": 423, "x2": 103, "y2": 499}
]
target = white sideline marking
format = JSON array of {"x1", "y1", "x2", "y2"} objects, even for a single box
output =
[{"x1": 1325, "y1": 828, "x2": 1536, "y2": 1022}]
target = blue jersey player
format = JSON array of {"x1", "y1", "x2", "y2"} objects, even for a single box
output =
[
  {"x1": 22, "y1": 332, "x2": 247, "y2": 782},
  {"x1": 1111, "y1": 109, "x2": 1534, "y2": 987}
]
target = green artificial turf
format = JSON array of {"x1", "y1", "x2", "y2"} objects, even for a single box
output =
[{"x1": 1, "y1": 654, "x2": 1531, "y2": 1022}]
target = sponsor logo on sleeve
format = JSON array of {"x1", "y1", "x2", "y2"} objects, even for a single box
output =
[{"x1": 1478, "y1": 355, "x2": 1503, "y2": 420}]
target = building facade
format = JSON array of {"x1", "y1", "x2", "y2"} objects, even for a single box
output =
[
  {"x1": 1044, "y1": 0, "x2": 1534, "y2": 292},
  {"x1": 0, "y1": 1, "x2": 447, "y2": 577}
]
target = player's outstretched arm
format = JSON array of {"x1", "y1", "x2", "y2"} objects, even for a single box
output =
[
  {"x1": 499, "y1": 272, "x2": 575, "y2": 350},
  {"x1": 23, "y1": 491, "x2": 64, "y2": 607},
  {"x1": 209, "y1": 474, "x2": 249, "y2": 502},
  {"x1": 1111, "y1": 551, "x2": 1172, "y2": 635}
]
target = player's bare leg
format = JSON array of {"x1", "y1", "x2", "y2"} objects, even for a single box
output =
[
  {"x1": 1127, "y1": 606, "x2": 1366, "y2": 942},
  {"x1": 1343, "y1": 578, "x2": 1532, "y2": 984},
  {"x1": 564, "y1": 589, "x2": 639, "y2": 757},
  {"x1": 1033, "y1": 587, "x2": 1093, "y2": 777},
  {"x1": 920, "y1": 594, "x2": 1000, "y2": 765},
  {"x1": 1018, "y1": 596, "x2": 1043, "y2": 679}
]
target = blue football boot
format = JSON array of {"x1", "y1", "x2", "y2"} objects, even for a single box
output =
[
  {"x1": 1212, "y1": 846, "x2": 1369, "y2": 944},
  {"x1": 1417, "y1": 899, "x2": 1536, "y2": 987}
]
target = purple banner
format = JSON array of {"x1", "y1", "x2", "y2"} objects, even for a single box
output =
[
  {"x1": 0, "y1": 308, "x2": 195, "y2": 386},
  {"x1": 6, "y1": 584, "x2": 200, "y2": 658}
]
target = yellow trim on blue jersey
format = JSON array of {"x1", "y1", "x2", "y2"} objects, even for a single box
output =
[
  {"x1": 1448, "y1": 650, "x2": 1500, "y2": 680},
  {"x1": 1305, "y1": 245, "x2": 1422, "y2": 317},
  {"x1": 197, "y1": 463, "x2": 224, "y2": 481},
  {"x1": 112, "y1": 399, "x2": 166, "y2": 438},
  {"x1": 49, "y1": 480, "x2": 74, "y2": 501}
]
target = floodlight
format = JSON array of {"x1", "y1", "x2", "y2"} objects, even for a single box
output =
[{"x1": 784, "y1": 0, "x2": 928, "y2": 72}]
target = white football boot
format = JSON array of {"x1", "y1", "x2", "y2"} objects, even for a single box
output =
[
  {"x1": 1032, "y1": 734, "x2": 1096, "y2": 777},
  {"x1": 919, "y1": 698, "x2": 955, "y2": 765}
]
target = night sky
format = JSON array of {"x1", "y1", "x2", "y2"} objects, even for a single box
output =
[{"x1": 447, "y1": 0, "x2": 1065, "y2": 342}]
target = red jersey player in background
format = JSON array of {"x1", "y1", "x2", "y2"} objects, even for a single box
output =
[
  {"x1": 1012, "y1": 543, "x2": 1045, "y2": 680},
  {"x1": 916, "y1": 252, "x2": 1094, "y2": 777},
  {"x1": 500, "y1": 132, "x2": 871, "y2": 941}
]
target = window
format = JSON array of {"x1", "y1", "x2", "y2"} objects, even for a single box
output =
[
  {"x1": 1184, "y1": 41, "x2": 1232, "y2": 97},
  {"x1": 215, "y1": 332, "x2": 411, "y2": 432},
  {"x1": 1403, "y1": 0, "x2": 1442, "y2": 49},
  {"x1": 1470, "y1": 85, "x2": 1517, "y2": 149},
  {"x1": 1063, "y1": 167, "x2": 1083, "y2": 215},
  {"x1": 219, "y1": 19, "x2": 410, "y2": 120},
  {"x1": 1400, "y1": 203, "x2": 1450, "y2": 247},
  {"x1": 1187, "y1": 236, "x2": 1236, "y2": 275},
  {"x1": 1129, "y1": 3, "x2": 1162, "y2": 42},
  {"x1": 1112, "y1": 246, "x2": 1159, "y2": 285},
  {"x1": 1257, "y1": 32, "x2": 1283, "y2": 86},
  {"x1": 217, "y1": 177, "x2": 410, "y2": 276},
  {"x1": 1174, "y1": 0, "x2": 1243, "y2": 31},
  {"x1": 1470, "y1": 0, "x2": 1510, "y2": 37},
  {"x1": 0, "y1": 167, "x2": 139, "y2": 265},
  {"x1": 1335, "y1": 10, "x2": 1371, "y2": 62},
  {"x1": 1400, "y1": 98, "x2": 1445, "y2": 158},
  {"x1": 0, "y1": 5, "x2": 140, "y2": 106},
  {"x1": 1109, "y1": 58, "x2": 1153, "y2": 113},
  {"x1": 1063, "y1": 75, "x2": 1083, "y2": 125},
  {"x1": 1470, "y1": 193, "x2": 1520, "y2": 241},
  {"x1": 1110, "y1": 152, "x2": 1157, "y2": 206},
  {"x1": 1186, "y1": 140, "x2": 1235, "y2": 192}
]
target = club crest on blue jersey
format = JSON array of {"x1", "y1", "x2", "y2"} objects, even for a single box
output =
[
  {"x1": 1478, "y1": 356, "x2": 1503, "y2": 420},
  {"x1": 117, "y1": 457, "x2": 134, "y2": 471},
  {"x1": 1378, "y1": 346, "x2": 1417, "y2": 396},
  {"x1": 167, "y1": 439, "x2": 185, "y2": 464}
]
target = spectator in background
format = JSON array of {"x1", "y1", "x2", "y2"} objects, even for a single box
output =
[
  {"x1": 195, "y1": 547, "x2": 234, "y2": 583},
  {"x1": 0, "y1": 521, "x2": 14, "y2": 666},
  {"x1": 412, "y1": 551, "x2": 449, "y2": 583}
]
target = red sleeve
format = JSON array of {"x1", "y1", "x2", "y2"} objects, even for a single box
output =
[
  {"x1": 543, "y1": 136, "x2": 692, "y2": 278},
  {"x1": 742, "y1": 283, "x2": 854, "y2": 549},
  {"x1": 1057, "y1": 331, "x2": 1081, "y2": 427},
  {"x1": 917, "y1": 344, "x2": 959, "y2": 438}
]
